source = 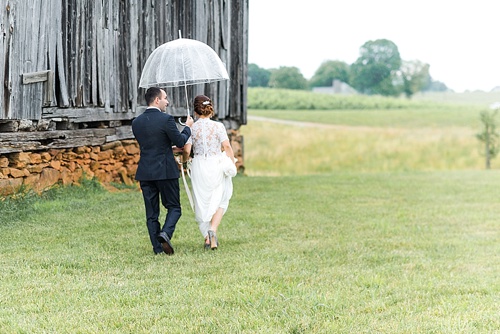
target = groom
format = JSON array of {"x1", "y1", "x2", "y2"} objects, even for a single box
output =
[{"x1": 132, "y1": 87, "x2": 193, "y2": 255}]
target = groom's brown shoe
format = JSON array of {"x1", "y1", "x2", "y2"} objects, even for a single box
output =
[{"x1": 157, "y1": 232, "x2": 174, "y2": 255}]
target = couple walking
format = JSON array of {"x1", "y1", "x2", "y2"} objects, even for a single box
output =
[{"x1": 132, "y1": 87, "x2": 236, "y2": 255}]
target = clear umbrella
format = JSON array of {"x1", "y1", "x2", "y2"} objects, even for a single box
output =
[{"x1": 139, "y1": 33, "x2": 229, "y2": 120}]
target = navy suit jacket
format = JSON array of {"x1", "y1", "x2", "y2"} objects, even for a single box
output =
[{"x1": 132, "y1": 108, "x2": 191, "y2": 181}]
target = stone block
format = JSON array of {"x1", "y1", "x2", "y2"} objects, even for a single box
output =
[
  {"x1": 60, "y1": 167, "x2": 72, "y2": 185},
  {"x1": 74, "y1": 146, "x2": 87, "y2": 154},
  {"x1": 102, "y1": 141, "x2": 122, "y2": 151},
  {"x1": 126, "y1": 164, "x2": 137, "y2": 175},
  {"x1": 23, "y1": 173, "x2": 41, "y2": 190},
  {"x1": 94, "y1": 169, "x2": 112, "y2": 183},
  {"x1": 72, "y1": 168, "x2": 84, "y2": 183},
  {"x1": 80, "y1": 165, "x2": 95, "y2": 179},
  {"x1": 50, "y1": 160, "x2": 61, "y2": 170},
  {"x1": 9, "y1": 152, "x2": 30, "y2": 168},
  {"x1": 118, "y1": 167, "x2": 134, "y2": 186},
  {"x1": 36, "y1": 168, "x2": 60, "y2": 192},
  {"x1": 124, "y1": 144, "x2": 140, "y2": 155},
  {"x1": 40, "y1": 152, "x2": 52, "y2": 162},
  {"x1": 48, "y1": 149, "x2": 62, "y2": 158},
  {"x1": 30, "y1": 153, "x2": 42, "y2": 164},
  {"x1": 63, "y1": 151, "x2": 78, "y2": 160},
  {"x1": 98, "y1": 150, "x2": 113, "y2": 160},
  {"x1": 90, "y1": 161, "x2": 101, "y2": 171},
  {"x1": 0, "y1": 178, "x2": 23, "y2": 196},
  {"x1": 27, "y1": 164, "x2": 44, "y2": 173},
  {"x1": 9, "y1": 168, "x2": 27, "y2": 178},
  {"x1": 0, "y1": 156, "x2": 9, "y2": 167}
]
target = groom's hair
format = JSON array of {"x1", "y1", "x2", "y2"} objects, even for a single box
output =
[{"x1": 145, "y1": 87, "x2": 162, "y2": 106}]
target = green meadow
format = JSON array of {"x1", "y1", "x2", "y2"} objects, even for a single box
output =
[
  {"x1": 243, "y1": 90, "x2": 492, "y2": 175},
  {"x1": 1, "y1": 89, "x2": 499, "y2": 333}
]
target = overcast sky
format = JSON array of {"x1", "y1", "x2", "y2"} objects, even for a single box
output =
[{"x1": 248, "y1": 0, "x2": 500, "y2": 92}]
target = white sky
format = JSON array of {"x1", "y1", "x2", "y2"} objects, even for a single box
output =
[{"x1": 248, "y1": 0, "x2": 500, "y2": 92}]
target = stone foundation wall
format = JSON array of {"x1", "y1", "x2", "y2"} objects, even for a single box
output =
[
  {"x1": 0, "y1": 140, "x2": 140, "y2": 196},
  {"x1": 0, "y1": 132, "x2": 244, "y2": 196}
]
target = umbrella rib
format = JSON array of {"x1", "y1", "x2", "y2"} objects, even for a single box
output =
[{"x1": 181, "y1": 42, "x2": 190, "y2": 115}]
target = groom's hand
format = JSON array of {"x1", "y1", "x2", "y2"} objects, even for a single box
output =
[{"x1": 172, "y1": 146, "x2": 184, "y2": 153}]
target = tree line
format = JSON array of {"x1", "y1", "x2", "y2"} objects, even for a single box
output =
[{"x1": 249, "y1": 39, "x2": 448, "y2": 98}]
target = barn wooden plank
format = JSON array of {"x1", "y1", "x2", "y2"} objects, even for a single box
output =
[
  {"x1": 56, "y1": 1, "x2": 70, "y2": 107},
  {"x1": 22, "y1": 70, "x2": 51, "y2": 84},
  {"x1": 90, "y1": 0, "x2": 98, "y2": 106},
  {"x1": 110, "y1": 0, "x2": 121, "y2": 112},
  {"x1": 220, "y1": 0, "x2": 228, "y2": 50},
  {"x1": 106, "y1": 125, "x2": 134, "y2": 142},
  {"x1": 0, "y1": 3, "x2": 5, "y2": 118},
  {"x1": 113, "y1": 29, "x2": 122, "y2": 112},
  {"x1": 0, "y1": 143, "x2": 36, "y2": 154},
  {"x1": 103, "y1": 0, "x2": 112, "y2": 112},
  {"x1": 9, "y1": 1, "x2": 25, "y2": 119},
  {"x1": 42, "y1": 107, "x2": 139, "y2": 122},
  {"x1": 36, "y1": 0, "x2": 47, "y2": 70},
  {"x1": 22, "y1": 0, "x2": 39, "y2": 118},
  {"x1": 95, "y1": 0, "x2": 104, "y2": 107},
  {"x1": 1, "y1": 1, "x2": 14, "y2": 119},
  {"x1": 110, "y1": 0, "x2": 118, "y2": 110},
  {"x1": 21, "y1": 0, "x2": 45, "y2": 123},
  {"x1": 27, "y1": 1, "x2": 41, "y2": 73},
  {"x1": 112, "y1": 0, "x2": 119, "y2": 31},
  {"x1": 46, "y1": 0, "x2": 59, "y2": 107},
  {"x1": 0, "y1": 128, "x2": 115, "y2": 142},
  {"x1": 128, "y1": 0, "x2": 139, "y2": 113},
  {"x1": 0, "y1": 129, "x2": 67, "y2": 142},
  {"x1": 73, "y1": 0, "x2": 82, "y2": 106},
  {"x1": 82, "y1": 0, "x2": 89, "y2": 106},
  {"x1": 66, "y1": 0, "x2": 76, "y2": 106}
]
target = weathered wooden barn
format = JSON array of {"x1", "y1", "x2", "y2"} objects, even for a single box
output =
[{"x1": 0, "y1": 0, "x2": 248, "y2": 195}]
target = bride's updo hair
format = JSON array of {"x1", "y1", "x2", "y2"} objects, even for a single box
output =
[{"x1": 193, "y1": 95, "x2": 214, "y2": 117}]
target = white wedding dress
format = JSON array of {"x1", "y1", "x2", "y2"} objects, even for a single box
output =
[{"x1": 187, "y1": 118, "x2": 233, "y2": 237}]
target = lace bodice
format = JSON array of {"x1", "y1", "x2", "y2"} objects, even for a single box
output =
[{"x1": 187, "y1": 118, "x2": 229, "y2": 157}]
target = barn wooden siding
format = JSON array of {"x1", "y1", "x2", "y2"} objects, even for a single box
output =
[{"x1": 0, "y1": 0, "x2": 248, "y2": 153}]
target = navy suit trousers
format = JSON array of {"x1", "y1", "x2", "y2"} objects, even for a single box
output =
[{"x1": 140, "y1": 179, "x2": 181, "y2": 254}]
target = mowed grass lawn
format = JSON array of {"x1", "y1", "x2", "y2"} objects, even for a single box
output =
[
  {"x1": 1, "y1": 171, "x2": 500, "y2": 333},
  {"x1": 1, "y1": 103, "x2": 500, "y2": 333}
]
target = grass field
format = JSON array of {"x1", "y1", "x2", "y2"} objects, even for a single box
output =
[
  {"x1": 1, "y1": 91, "x2": 500, "y2": 332},
  {"x1": 1, "y1": 173, "x2": 499, "y2": 333},
  {"x1": 242, "y1": 109, "x2": 488, "y2": 176}
]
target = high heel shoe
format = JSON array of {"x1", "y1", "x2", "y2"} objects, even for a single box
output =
[{"x1": 208, "y1": 230, "x2": 218, "y2": 250}]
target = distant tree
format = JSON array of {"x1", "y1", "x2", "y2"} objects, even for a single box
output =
[
  {"x1": 268, "y1": 66, "x2": 307, "y2": 90},
  {"x1": 350, "y1": 39, "x2": 402, "y2": 96},
  {"x1": 309, "y1": 60, "x2": 350, "y2": 87},
  {"x1": 476, "y1": 109, "x2": 500, "y2": 169},
  {"x1": 423, "y1": 79, "x2": 448, "y2": 92},
  {"x1": 248, "y1": 63, "x2": 271, "y2": 87},
  {"x1": 400, "y1": 60, "x2": 431, "y2": 98}
]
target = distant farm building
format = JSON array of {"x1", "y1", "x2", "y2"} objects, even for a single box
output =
[{"x1": 312, "y1": 79, "x2": 356, "y2": 95}]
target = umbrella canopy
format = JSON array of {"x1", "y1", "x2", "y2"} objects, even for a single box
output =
[{"x1": 139, "y1": 38, "x2": 229, "y2": 88}]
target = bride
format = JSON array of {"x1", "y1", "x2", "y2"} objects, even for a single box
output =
[{"x1": 183, "y1": 95, "x2": 236, "y2": 250}]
